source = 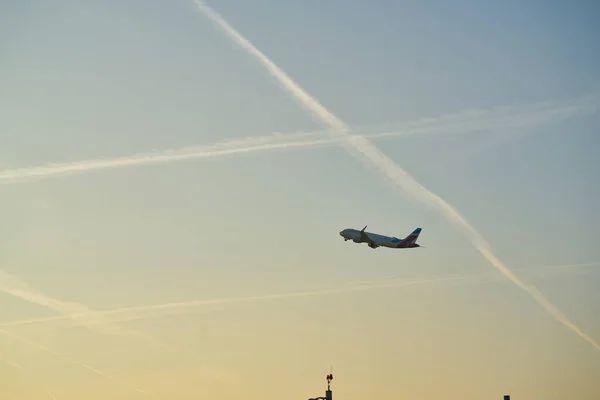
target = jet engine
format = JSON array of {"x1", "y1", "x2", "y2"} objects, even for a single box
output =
[{"x1": 353, "y1": 238, "x2": 362, "y2": 243}]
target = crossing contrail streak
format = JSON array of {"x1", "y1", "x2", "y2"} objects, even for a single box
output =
[
  {"x1": 193, "y1": 0, "x2": 600, "y2": 352},
  {"x1": 0, "y1": 269, "x2": 138, "y2": 338},
  {"x1": 1, "y1": 94, "x2": 597, "y2": 185},
  {"x1": 1, "y1": 262, "x2": 596, "y2": 329},
  {"x1": 48, "y1": 262, "x2": 600, "y2": 331},
  {"x1": 0, "y1": 275, "x2": 477, "y2": 328}
]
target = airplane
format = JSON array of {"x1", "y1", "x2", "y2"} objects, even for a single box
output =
[{"x1": 339, "y1": 226, "x2": 423, "y2": 249}]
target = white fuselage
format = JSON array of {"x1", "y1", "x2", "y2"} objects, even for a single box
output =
[{"x1": 339, "y1": 229, "x2": 402, "y2": 248}]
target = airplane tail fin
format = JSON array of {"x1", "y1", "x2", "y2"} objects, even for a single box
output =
[
  {"x1": 407, "y1": 227, "x2": 422, "y2": 243},
  {"x1": 398, "y1": 227, "x2": 422, "y2": 247}
]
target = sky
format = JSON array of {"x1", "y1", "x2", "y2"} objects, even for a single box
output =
[{"x1": 1, "y1": 0, "x2": 599, "y2": 399}]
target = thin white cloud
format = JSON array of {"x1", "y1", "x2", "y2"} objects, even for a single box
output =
[
  {"x1": 193, "y1": 0, "x2": 600, "y2": 352},
  {"x1": 0, "y1": 94, "x2": 597, "y2": 185}
]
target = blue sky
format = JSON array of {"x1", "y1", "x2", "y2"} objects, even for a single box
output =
[{"x1": 1, "y1": 1, "x2": 599, "y2": 399}]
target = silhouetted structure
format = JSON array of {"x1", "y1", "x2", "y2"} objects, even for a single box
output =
[
  {"x1": 308, "y1": 373, "x2": 333, "y2": 400},
  {"x1": 504, "y1": 395, "x2": 510, "y2": 400}
]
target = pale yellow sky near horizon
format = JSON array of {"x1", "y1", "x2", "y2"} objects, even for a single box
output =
[{"x1": 2, "y1": 0, "x2": 600, "y2": 399}]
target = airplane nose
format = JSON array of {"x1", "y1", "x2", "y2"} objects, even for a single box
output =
[{"x1": 339, "y1": 231, "x2": 344, "y2": 236}]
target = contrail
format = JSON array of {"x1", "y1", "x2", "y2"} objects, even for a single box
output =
[
  {"x1": 1, "y1": 94, "x2": 597, "y2": 185},
  {"x1": 0, "y1": 269, "x2": 130, "y2": 337},
  {"x1": 0, "y1": 329, "x2": 153, "y2": 396},
  {"x1": 0, "y1": 275, "x2": 475, "y2": 328},
  {"x1": 0, "y1": 270, "x2": 159, "y2": 346},
  {"x1": 42, "y1": 306, "x2": 226, "y2": 334},
  {"x1": 38, "y1": 262, "x2": 600, "y2": 332},
  {"x1": 193, "y1": 0, "x2": 600, "y2": 352},
  {"x1": 1, "y1": 261, "x2": 596, "y2": 329},
  {"x1": 0, "y1": 350, "x2": 58, "y2": 399}
]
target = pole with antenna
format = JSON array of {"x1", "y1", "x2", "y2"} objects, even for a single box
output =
[
  {"x1": 308, "y1": 369, "x2": 334, "y2": 400},
  {"x1": 326, "y1": 368, "x2": 333, "y2": 400}
]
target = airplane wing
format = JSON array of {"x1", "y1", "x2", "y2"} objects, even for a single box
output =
[{"x1": 360, "y1": 225, "x2": 378, "y2": 248}]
